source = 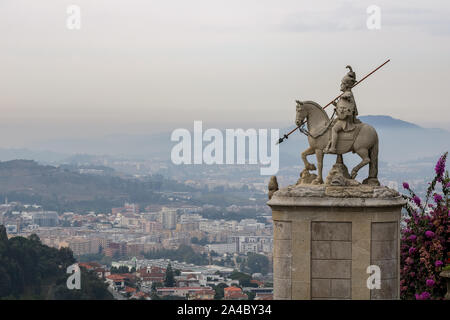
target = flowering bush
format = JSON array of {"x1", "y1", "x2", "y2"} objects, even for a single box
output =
[{"x1": 400, "y1": 152, "x2": 449, "y2": 300}]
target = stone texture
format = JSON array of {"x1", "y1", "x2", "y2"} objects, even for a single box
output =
[
  {"x1": 311, "y1": 279, "x2": 351, "y2": 299},
  {"x1": 311, "y1": 222, "x2": 352, "y2": 241},
  {"x1": 311, "y1": 279, "x2": 331, "y2": 298},
  {"x1": 372, "y1": 222, "x2": 397, "y2": 241},
  {"x1": 291, "y1": 221, "x2": 311, "y2": 284},
  {"x1": 350, "y1": 220, "x2": 372, "y2": 300},
  {"x1": 352, "y1": 286, "x2": 370, "y2": 300},
  {"x1": 370, "y1": 222, "x2": 399, "y2": 299},
  {"x1": 371, "y1": 259, "x2": 397, "y2": 280},
  {"x1": 268, "y1": 185, "x2": 403, "y2": 300},
  {"x1": 331, "y1": 279, "x2": 351, "y2": 298},
  {"x1": 274, "y1": 257, "x2": 291, "y2": 279},
  {"x1": 371, "y1": 240, "x2": 397, "y2": 260},
  {"x1": 311, "y1": 260, "x2": 351, "y2": 279},
  {"x1": 311, "y1": 241, "x2": 332, "y2": 259},
  {"x1": 324, "y1": 163, "x2": 354, "y2": 186},
  {"x1": 311, "y1": 241, "x2": 352, "y2": 260},
  {"x1": 291, "y1": 281, "x2": 310, "y2": 300},
  {"x1": 370, "y1": 278, "x2": 398, "y2": 300},
  {"x1": 268, "y1": 176, "x2": 279, "y2": 200},
  {"x1": 268, "y1": 184, "x2": 401, "y2": 202},
  {"x1": 274, "y1": 278, "x2": 291, "y2": 299},
  {"x1": 273, "y1": 239, "x2": 292, "y2": 258},
  {"x1": 273, "y1": 221, "x2": 291, "y2": 240},
  {"x1": 331, "y1": 241, "x2": 352, "y2": 259}
]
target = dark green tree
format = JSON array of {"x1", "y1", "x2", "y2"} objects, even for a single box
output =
[
  {"x1": 213, "y1": 283, "x2": 228, "y2": 300},
  {"x1": 230, "y1": 271, "x2": 253, "y2": 287},
  {"x1": 110, "y1": 266, "x2": 130, "y2": 274},
  {"x1": 0, "y1": 227, "x2": 111, "y2": 300},
  {"x1": 247, "y1": 291, "x2": 256, "y2": 300},
  {"x1": 164, "y1": 263, "x2": 175, "y2": 287}
]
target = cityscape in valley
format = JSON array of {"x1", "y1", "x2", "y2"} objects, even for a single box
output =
[
  {"x1": 1, "y1": 1, "x2": 450, "y2": 304},
  {"x1": 0, "y1": 160, "x2": 275, "y2": 300},
  {"x1": 0, "y1": 115, "x2": 448, "y2": 300},
  {"x1": 1, "y1": 191, "x2": 273, "y2": 300}
]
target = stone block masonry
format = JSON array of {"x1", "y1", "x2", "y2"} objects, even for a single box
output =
[
  {"x1": 268, "y1": 184, "x2": 405, "y2": 300},
  {"x1": 311, "y1": 222, "x2": 352, "y2": 299}
]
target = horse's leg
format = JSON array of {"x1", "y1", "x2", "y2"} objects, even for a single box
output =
[
  {"x1": 363, "y1": 142, "x2": 380, "y2": 185},
  {"x1": 351, "y1": 148, "x2": 370, "y2": 179},
  {"x1": 302, "y1": 146, "x2": 316, "y2": 171},
  {"x1": 312, "y1": 149, "x2": 324, "y2": 184}
]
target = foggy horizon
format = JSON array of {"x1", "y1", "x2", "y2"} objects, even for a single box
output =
[{"x1": 2, "y1": 0, "x2": 450, "y2": 147}]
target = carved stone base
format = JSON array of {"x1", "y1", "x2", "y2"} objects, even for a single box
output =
[
  {"x1": 324, "y1": 163, "x2": 358, "y2": 186},
  {"x1": 362, "y1": 177, "x2": 381, "y2": 186},
  {"x1": 267, "y1": 183, "x2": 404, "y2": 300},
  {"x1": 270, "y1": 183, "x2": 400, "y2": 201},
  {"x1": 297, "y1": 169, "x2": 318, "y2": 185},
  {"x1": 297, "y1": 162, "x2": 381, "y2": 187}
]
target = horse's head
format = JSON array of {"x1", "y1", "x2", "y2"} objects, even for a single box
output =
[{"x1": 295, "y1": 100, "x2": 308, "y2": 126}]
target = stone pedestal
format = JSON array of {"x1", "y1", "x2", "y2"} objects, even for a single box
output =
[{"x1": 267, "y1": 184, "x2": 405, "y2": 300}]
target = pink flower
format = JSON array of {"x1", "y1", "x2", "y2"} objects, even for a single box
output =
[
  {"x1": 405, "y1": 257, "x2": 414, "y2": 265},
  {"x1": 435, "y1": 260, "x2": 443, "y2": 267},
  {"x1": 425, "y1": 231, "x2": 435, "y2": 238},
  {"x1": 408, "y1": 247, "x2": 416, "y2": 254},
  {"x1": 434, "y1": 194, "x2": 443, "y2": 203},
  {"x1": 418, "y1": 292, "x2": 431, "y2": 300},
  {"x1": 402, "y1": 182, "x2": 410, "y2": 189},
  {"x1": 415, "y1": 292, "x2": 431, "y2": 300},
  {"x1": 435, "y1": 153, "x2": 447, "y2": 181},
  {"x1": 412, "y1": 195, "x2": 421, "y2": 206},
  {"x1": 408, "y1": 235, "x2": 417, "y2": 241},
  {"x1": 426, "y1": 279, "x2": 435, "y2": 287}
]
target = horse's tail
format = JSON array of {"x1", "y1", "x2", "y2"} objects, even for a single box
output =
[{"x1": 368, "y1": 139, "x2": 378, "y2": 179}]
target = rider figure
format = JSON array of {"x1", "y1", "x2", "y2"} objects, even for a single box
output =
[{"x1": 325, "y1": 65, "x2": 360, "y2": 154}]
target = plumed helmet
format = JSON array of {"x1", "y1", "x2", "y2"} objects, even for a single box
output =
[{"x1": 341, "y1": 65, "x2": 357, "y2": 87}]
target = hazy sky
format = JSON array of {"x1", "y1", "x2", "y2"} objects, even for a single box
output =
[{"x1": 1, "y1": 0, "x2": 450, "y2": 146}]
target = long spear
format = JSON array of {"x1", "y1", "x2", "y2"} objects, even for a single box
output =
[{"x1": 276, "y1": 59, "x2": 390, "y2": 145}]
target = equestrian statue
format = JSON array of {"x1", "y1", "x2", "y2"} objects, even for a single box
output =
[{"x1": 279, "y1": 61, "x2": 390, "y2": 186}]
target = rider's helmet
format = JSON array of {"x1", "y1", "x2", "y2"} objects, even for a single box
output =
[{"x1": 342, "y1": 65, "x2": 357, "y2": 87}]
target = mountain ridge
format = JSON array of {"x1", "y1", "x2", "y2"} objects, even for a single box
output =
[{"x1": 0, "y1": 115, "x2": 448, "y2": 164}]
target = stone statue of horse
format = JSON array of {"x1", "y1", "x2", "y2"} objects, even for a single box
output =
[{"x1": 295, "y1": 100, "x2": 379, "y2": 185}]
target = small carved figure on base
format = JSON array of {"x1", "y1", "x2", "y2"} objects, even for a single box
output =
[
  {"x1": 297, "y1": 169, "x2": 318, "y2": 185},
  {"x1": 268, "y1": 176, "x2": 279, "y2": 200}
]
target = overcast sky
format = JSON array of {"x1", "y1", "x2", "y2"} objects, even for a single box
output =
[{"x1": 1, "y1": 0, "x2": 450, "y2": 146}]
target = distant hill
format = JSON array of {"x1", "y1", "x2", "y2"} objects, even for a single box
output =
[
  {"x1": 360, "y1": 115, "x2": 449, "y2": 163},
  {"x1": 0, "y1": 160, "x2": 191, "y2": 212},
  {"x1": 279, "y1": 115, "x2": 450, "y2": 165},
  {"x1": 0, "y1": 148, "x2": 68, "y2": 164},
  {"x1": 0, "y1": 115, "x2": 448, "y2": 165},
  {"x1": 358, "y1": 115, "x2": 421, "y2": 129}
]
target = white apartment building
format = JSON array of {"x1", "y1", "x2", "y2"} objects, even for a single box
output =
[{"x1": 206, "y1": 243, "x2": 238, "y2": 255}]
